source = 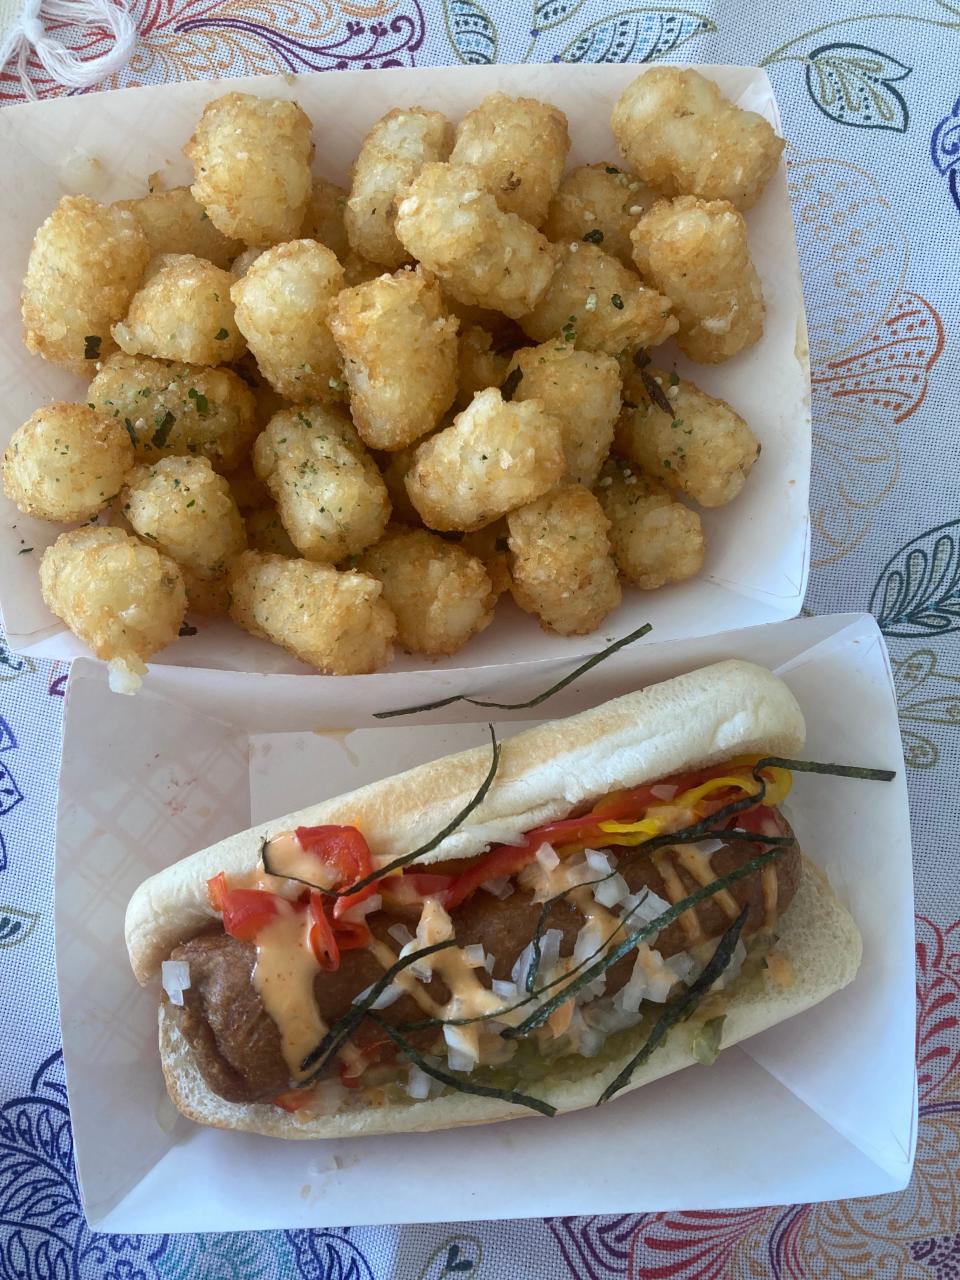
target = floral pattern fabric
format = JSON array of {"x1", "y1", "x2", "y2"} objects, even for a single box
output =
[{"x1": 2, "y1": 1, "x2": 959, "y2": 1276}]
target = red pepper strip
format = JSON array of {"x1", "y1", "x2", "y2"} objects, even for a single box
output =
[
  {"x1": 206, "y1": 871, "x2": 228, "y2": 912},
  {"x1": 443, "y1": 843, "x2": 541, "y2": 912},
  {"x1": 308, "y1": 891, "x2": 340, "y2": 971},
  {"x1": 219, "y1": 887, "x2": 285, "y2": 942},
  {"x1": 332, "y1": 918, "x2": 371, "y2": 952},
  {"x1": 294, "y1": 824, "x2": 377, "y2": 921}
]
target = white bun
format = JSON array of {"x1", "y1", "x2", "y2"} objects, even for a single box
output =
[{"x1": 126, "y1": 659, "x2": 805, "y2": 984}]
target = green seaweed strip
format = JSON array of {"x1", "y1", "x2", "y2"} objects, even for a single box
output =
[
  {"x1": 372, "y1": 624, "x2": 652, "y2": 718},
  {"x1": 596, "y1": 905, "x2": 749, "y2": 1105},
  {"x1": 299, "y1": 939, "x2": 458, "y2": 1078},
  {"x1": 367, "y1": 1012, "x2": 557, "y2": 1118},
  {"x1": 505, "y1": 847, "x2": 783, "y2": 1039},
  {"x1": 263, "y1": 726, "x2": 501, "y2": 900},
  {"x1": 754, "y1": 756, "x2": 895, "y2": 782}
]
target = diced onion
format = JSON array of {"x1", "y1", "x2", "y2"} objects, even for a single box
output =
[
  {"x1": 651, "y1": 784, "x2": 678, "y2": 801},
  {"x1": 594, "y1": 873, "x2": 630, "y2": 908},
  {"x1": 462, "y1": 944, "x2": 486, "y2": 968},
  {"x1": 585, "y1": 848, "x2": 612, "y2": 874},
  {"x1": 388, "y1": 922, "x2": 414, "y2": 948},
  {"x1": 480, "y1": 875, "x2": 514, "y2": 900},
  {"x1": 694, "y1": 839, "x2": 724, "y2": 857},
  {"x1": 542, "y1": 926, "x2": 563, "y2": 972},
  {"x1": 339, "y1": 893, "x2": 382, "y2": 923},
  {"x1": 622, "y1": 887, "x2": 672, "y2": 926},
  {"x1": 536, "y1": 843, "x2": 560, "y2": 870},
  {"x1": 406, "y1": 1064, "x2": 433, "y2": 1100},
  {"x1": 511, "y1": 941, "x2": 536, "y2": 987},
  {"x1": 666, "y1": 951, "x2": 698, "y2": 985},
  {"x1": 573, "y1": 920, "x2": 603, "y2": 967},
  {"x1": 161, "y1": 960, "x2": 191, "y2": 1007},
  {"x1": 443, "y1": 1024, "x2": 479, "y2": 1073},
  {"x1": 492, "y1": 978, "x2": 519, "y2": 1000},
  {"x1": 484, "y1": 952, "x2": 496, "y2": 974},
  {"x1": 399, "y1": 939, "x2": 433, "y2": 981}
]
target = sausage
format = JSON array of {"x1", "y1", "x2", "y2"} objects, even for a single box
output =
[{"x1": 167, "y1": 824, "x2": 800, "y2": 1103}]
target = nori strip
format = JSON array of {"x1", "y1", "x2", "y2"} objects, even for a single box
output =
[
  {"x1": 372, "y1": 623, "x2": 652, "y2": 718},
  {"x1": 596, "y1": 905, "x2": 749, "y2": 1104}
]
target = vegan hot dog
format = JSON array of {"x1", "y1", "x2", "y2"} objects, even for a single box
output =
[{"x1": 125, "y1": 660, "x2": 889, "y2": 1138}]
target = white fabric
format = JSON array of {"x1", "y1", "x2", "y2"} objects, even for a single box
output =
[{"x1": 0, "y1": 0, "x2": 133, "y2": 101}]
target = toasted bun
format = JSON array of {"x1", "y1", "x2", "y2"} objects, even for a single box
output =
[
  {"x1": 126, "y1": 659, "x2": 805, "y2": 984},
  {"x1": 156, "y1": 855, "x2": 861, "y2": 1136}
]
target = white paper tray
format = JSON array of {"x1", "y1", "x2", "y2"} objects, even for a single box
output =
[
  {"x1": 54, "y1": 612, "x2": 914, "y2": 1231},
  {"x1": 1, "y1": 62, "x2": 810, "y2": 678}
]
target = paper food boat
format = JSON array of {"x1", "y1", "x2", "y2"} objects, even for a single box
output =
[
  {"x1": 0, "y1": 62, "x2": 809, "y2": 688},
  {"x1": 55, "y1": 612, "x2": 915, "y2": 1231}
]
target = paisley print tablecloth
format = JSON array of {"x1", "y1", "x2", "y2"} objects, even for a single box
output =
[{"x1": 2, "y1": 3, "x2": 959, "y2": 1277}]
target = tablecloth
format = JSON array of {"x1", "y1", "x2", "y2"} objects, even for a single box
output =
[{"x1": 1, "y1": 2, "x2": 958, "y2": 1277}]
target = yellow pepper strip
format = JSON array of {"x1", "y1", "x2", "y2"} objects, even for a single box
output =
[{"x1": 596, "y1": 767, "x2": 793, "y2": 847}]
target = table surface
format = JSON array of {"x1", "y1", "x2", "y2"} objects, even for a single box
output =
[{"x1": 1, "y1": 2, "x2": 958, "y2": 1277}]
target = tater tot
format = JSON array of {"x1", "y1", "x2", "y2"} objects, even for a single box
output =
[
  {"x1": 376, "y1": 444, "x2": 424, "y2": 526},
  {"x1": 39, "y1": 526, "x2": 186, "y2": 693},
  {"x1": 121, "y1": 457, "x2": 246, "y2": 602},
  {"x1": 228, "y1": 550, "x2": 396, "y2": 674},
  {"x1": 253, "y1": 406, "x2": 390, "y2": 562},
  {"x1": 595, "y1": 456, "x2": 704, "y2": 589},
  {"x1": 225, "y1": 457, "x2": 271, "y2": 513},
  {"x1": 359, "y1": 527, "x2": 495, "y2": 656},
  {"x1": 115, "y1": 186, "x2": 242, "y2": 269},
  {"x1": 87, "y1": 353, "x2": 257, "y2": 472},
  {"x1": 405, "y1": 387, "x2": 565, "y2": 532},
  {"x1": 346, "y1": 108, "x2": 453, "y2": 269},
  {"x1": 615, "y1": 365, "x2": 760, "y2": 507},
  {"x1": 507, "y1": 483, "x2": 621, "y2": 635},
  {"x1": 631, "y1": 197, "x2": 764, "y2": 363},
  {"x1": 611, "y1": 68, "x2": 784, "y2": 210},
  {"x1": 449, "y1": 92, "x2": 569, "y2": 228},
  {"x1": 329, "y1": 267, "x2": 458, "y2": 451},
  {"x1": 461, "y1": 518, "x2": 511, "y2": 596},
  {"x1": 543, "y1": 163, "x2": 655, "y2": 267},
  {"x1": 507, "y1": 342, "x2": 621, "y2": 486},
  {"x1": 112, "y1": 254, "x2": 245, "y2": 366},
  {"x1": 185, "y1": 93, "x2": 314, "y2": 246},
  {"x1": 231, "y1": 240, "x2": 345, "y2": 403},
  {"x1": 230, "y1": 247, "x2": 264, "y2": 279},
  {"x1": 3, "y1": 403, "x2": 133, "y2": 522},
  {"x1": 300, "y1": 177, "x2": 350, "y2": 259},
  {"x1": 21, "y1": 195, "x2": 150, "y2": 374},
  {"x1": 395, "y1": 163, "x2": 558, "y2": 319},
  {"x1": 456, "y1": 326, "x2": 512, "y2": 410},
  {"x1": 519, "y1": 243, "x2": 676, "y2": 355},
  {"x1": 246, "y1": 505, "x2": 299, "y2": 557}
]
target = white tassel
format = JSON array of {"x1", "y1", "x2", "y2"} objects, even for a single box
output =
[{"x1": 0, "y1": 0, "x2": 135, "y2": 102}]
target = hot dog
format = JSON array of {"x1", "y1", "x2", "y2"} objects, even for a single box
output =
[{"x1": 125, "y1": 660, "x2": 880, "y2": 1138}]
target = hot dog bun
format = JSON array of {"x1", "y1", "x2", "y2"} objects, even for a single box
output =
[
  {"x1": 126, "y1": 659, "x2": 861, "y2": 1137},
  {"x1": 126, "y1": 659, "x2": 805, "y2": 983}
]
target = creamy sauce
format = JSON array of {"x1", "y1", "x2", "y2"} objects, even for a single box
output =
[
  {"x1": 652, "y1": 850, "x2": 703, "y2": 944},
  {"x1": 674, "y1": 845, "x2": 740, "y2": 919},
  {"x1": 252, "y1": 904, "x2": 326, "y2": 1081},
  {"x1": 264, "y1": 831, "x2": 342, "y2": 887},
  {"x1": 762, "y1": 865, "x2": 780, "y2": 933}
]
